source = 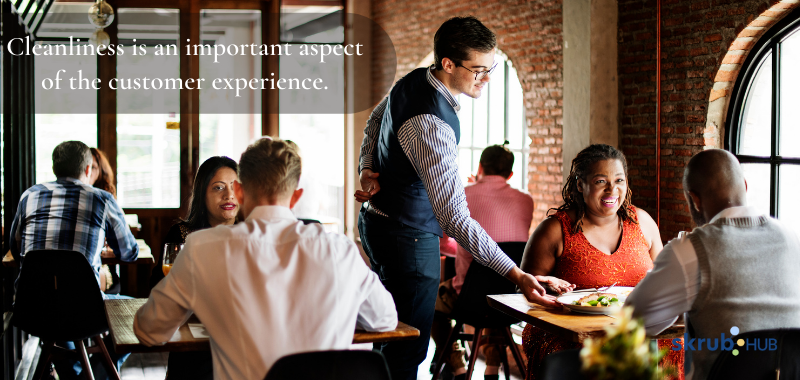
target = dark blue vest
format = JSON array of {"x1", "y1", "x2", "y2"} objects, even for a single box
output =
[{"x1": 370, "y1": 67, "x2": 460, "y2": 236}]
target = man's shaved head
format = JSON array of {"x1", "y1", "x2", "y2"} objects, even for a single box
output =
[{"x1": 683, "y1": 149, "x2": 747, "y2": 225}]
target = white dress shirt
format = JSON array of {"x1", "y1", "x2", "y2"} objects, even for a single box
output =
[
  {"x1": 628, "y1": 206, "x2": 764, "y2": 336},
  {"x1": 134, "y1": 205, "x2": 398, "y2": 380}
]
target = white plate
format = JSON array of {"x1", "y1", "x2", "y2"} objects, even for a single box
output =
[{"x1": 557, "y1": 286, "x2": 635, "y2": 315}]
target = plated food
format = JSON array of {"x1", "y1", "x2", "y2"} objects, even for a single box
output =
[
  {"x1": 572, "y1": 292, "x2": 620, "y2": 307},
  {"x1": 556, "y1": 286, "x2": 635, "y2": 315}
]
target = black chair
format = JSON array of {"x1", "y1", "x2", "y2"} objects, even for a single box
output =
[
  {"x1": 263, "y1": 350, "x2": 391, "y2": 380},
  {"x1": 432, "y1": 242, "x2": 528, "y2": 380},
  {"x1": 538, "y1": 349, "x2": 587, "y2": 380},
  {"x1": 706, "y1": 328, "x2": 800, "y2": 380},
  {"x1": 12, "y1": 250, "x2": 121, "y2": 380}
]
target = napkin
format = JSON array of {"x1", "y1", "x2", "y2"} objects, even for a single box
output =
[{"x1": 188, "y1": 323, "x2": 210, "y2": 339}]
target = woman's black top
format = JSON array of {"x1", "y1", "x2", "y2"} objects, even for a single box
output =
[{"x1": 149, "y1": 220, "x2": 209, "y2": 289}]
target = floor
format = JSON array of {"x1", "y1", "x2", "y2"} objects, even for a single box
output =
[
  {"x1": 118, "y1": 339, "x2": 524, "y2": 380},
  {"x1": 119, "y1": 353, "x2": 168, "y2": 380}
]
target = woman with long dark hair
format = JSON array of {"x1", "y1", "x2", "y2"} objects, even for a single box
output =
[
  {"x1": 149, "y1": 156, "x2": 239, "y2": 380},
  {"x1": 150, "y1": 155, "x2": 239, "y2": 285},
  {"x1": 89, "y1": 148, "x2": 117, "y2": 197},
  {"x1": 519, "y1": 144, "x2": 683, "y2": 379}
]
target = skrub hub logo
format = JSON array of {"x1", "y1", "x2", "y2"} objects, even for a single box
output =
[{"x1": 672, "y1": 326, "x2": 777, "y2": 356}]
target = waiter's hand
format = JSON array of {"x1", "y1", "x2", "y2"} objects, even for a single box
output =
[
  {"x1": 535, "y1": 275, "x2": 576, "y2": 295},
  {"x1": 355, "y1": 169, "x2": 381, "y2": 202},
  {"x1": 506, "y1": 267, "x2": 559, "y2": 307}
]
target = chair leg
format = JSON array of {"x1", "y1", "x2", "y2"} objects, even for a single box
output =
[
  {"x1": 432, "y1": 322, "x2": 463, "y2": 380},
  {"x1": 499, "y1": 346, "x2": 511, "y2": 380},
  {"x1": 75, "y1": 340, "x2": 95, "y2": 380},
  {"x1": 504, "y1": 327, "x2": 527, "y2": 379},
  {"x1": 92, "y1": 335, "x2": 121, "y2": 380},
  {"x1": 32, "y1": 341, "x2": 54, "y2": 380},
  {"x1": 465, "y1": 327, "x2": 483, "y2": 380}
]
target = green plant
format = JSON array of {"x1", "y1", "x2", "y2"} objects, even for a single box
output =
[{"x1": 580, "y1": 306, "x2": 675, "y2": 380}]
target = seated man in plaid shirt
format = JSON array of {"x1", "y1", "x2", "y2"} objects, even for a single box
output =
[
  {"x1": 9, "y1": 140, "x2": 139, "y2": 380},
  {"x1": 432, "y1": 144, "x2": 534, "y2": 380}
]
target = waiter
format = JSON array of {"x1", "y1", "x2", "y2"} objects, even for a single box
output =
[{"x1": 356, "y1": 16, "x2": 560, "y2": 380}]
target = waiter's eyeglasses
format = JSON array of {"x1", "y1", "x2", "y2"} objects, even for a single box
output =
[{"x1": 457, "y1": 62, "x2": 498, "y2": 80}]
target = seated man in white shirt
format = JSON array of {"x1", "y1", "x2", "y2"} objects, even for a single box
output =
[
  {"x1": 134, "y1": 138, "x2": 398, "y2": 380},
  {"x1": 627, "y1": 149, "x2": 800, "y2": 380}
]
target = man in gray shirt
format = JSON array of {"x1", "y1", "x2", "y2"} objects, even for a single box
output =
[{"x1": 627, "y1": 149, "x2": 800, "y2": 380}]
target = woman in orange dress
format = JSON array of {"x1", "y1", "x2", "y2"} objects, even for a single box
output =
[{"x1": 520, "y1": 144, "x2": 683, "y2": 379}]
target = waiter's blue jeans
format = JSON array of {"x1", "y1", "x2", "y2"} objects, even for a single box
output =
[{"x1": 359, "y1": 207, "x2": 440, "y2": 380}]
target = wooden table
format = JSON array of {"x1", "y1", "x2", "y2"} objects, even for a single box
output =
[
  {"x1": 487, "y1": 294, "x2": 684, "y2": 343},
  {"x1": 105, "y1": 299, "x2": 420, "y2": 354},
  {"x1": 100, "y1": 240, "x2": 154, "y2": 265}
]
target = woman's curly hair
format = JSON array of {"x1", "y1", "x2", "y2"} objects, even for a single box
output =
[{"x1": 552, "y1": 144, "x2": 636, "y2": 233}]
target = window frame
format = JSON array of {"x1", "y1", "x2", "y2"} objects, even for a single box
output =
[
  {"x1": 457, "y1": 54, "x2": 529, "y2": 191},
  {"x1": 725, "y1": 7, "x2": 800, "y2": 218}
]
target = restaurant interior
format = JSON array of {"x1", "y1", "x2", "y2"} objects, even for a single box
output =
[{"x1": 2, "y1": 0, "x2": 800, "y2": 378}]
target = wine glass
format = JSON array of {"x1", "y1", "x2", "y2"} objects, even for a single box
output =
[{"x1": 163, "y1": 243, "x2": 183, "y2": 276}]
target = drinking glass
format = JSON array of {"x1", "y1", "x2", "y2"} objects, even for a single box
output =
[{"x1": 163, "y1": 243, "x2": 183, "y2": 276}]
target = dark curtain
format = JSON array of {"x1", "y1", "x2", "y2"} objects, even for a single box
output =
[{"x1": 2, "y1": 1, "x2": 37, "y2": 378}]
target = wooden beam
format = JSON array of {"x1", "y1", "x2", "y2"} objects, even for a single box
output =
[
  {"x1": 98, "y1": 0, "x2": 119, "y2": 175},
  {"x1": 262, "y1": 0, "x2": 280, "y2": 137}
]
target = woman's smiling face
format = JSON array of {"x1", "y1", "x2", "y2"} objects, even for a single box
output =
[{"x1": 578, "y1": 158, "x2": 628, "y2": 218}]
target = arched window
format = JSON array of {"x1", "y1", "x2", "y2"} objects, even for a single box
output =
[
  {"x1": 726, "y1": 8, "x2": 800, "y2": 234},
  {"x1": 456, "y1": 51, "x2": 530, "y2": 191}
]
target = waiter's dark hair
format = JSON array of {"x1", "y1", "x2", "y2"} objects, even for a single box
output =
[{"x1": 433, "y1": 16, "x2": 496, "y2": 70}]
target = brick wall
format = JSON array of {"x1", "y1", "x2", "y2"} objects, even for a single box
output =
[
  {"x1": 618, "y1": 0, "x2": 798, "y2": 240},
  {"x1": 371, "y1": 0, "x2": 564, "y2": 225},
  {"x1": 370, "y1": 0, "x2": 799, "y2": 237}
]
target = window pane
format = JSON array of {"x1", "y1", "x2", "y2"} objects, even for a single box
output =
[
  {"x1": 472, "y1": 92, "x2": 488, "y2": 147},
  {"x1": 116, "y1": 9, "x2": 180, "y2": 208},
  {"x1": 459, "y1": 97, "x2": 473, "y2": 147},
  {"x1": 507, "y1": 63, "x2": 524, "y2": 150},
  {"x1": 739, "y1": 53, "x2": 772, "y2": 156},
  {"x1": 35, "y1": 51, "x2": 97, "y2": 184},
  {"x1": 458, "y1": 148, "x2": 472, "y2": 185},
  {"x1": 779, "y1": 164, "x2": 800, "y2": 235},
  {"x1": 512, "y1": 151, "x2": 524, "y2": 190},
  {"x1": 780, "y1": 31, "x2": 800, "y2": 158},
  {"x1": 741, "y1": 163, "x2": 771, "y2": 215},
  {"x1": 280, "y1": 6, "x2": 343, "y2": 44},
  {"x1": 472, "y1": 149, "x2": 481, "y2": 175},
  {"x1": 488, "y1": 56, "x2": 505, "y2": 145},
  {"x1": 199, "y1": 10, "x2": 262, "y2": 163},
  {"x1": 279, "y1": 52, "x2": 344, "y2": 231}
]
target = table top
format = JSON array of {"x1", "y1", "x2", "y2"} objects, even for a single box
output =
[
  {"x1": 487, "y1": 294, "x2": 684, "y2": 343},
  {"x1": 101, "y1": 240, "x2": 154, "y2": 265},
  {"x1": 105, "y1": 299, "x2": 419, "y2": 353}
]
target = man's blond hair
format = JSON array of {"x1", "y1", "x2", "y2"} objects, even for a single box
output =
[{"x1": 238, "y1": 138, "x2": 302, "y2": 202}]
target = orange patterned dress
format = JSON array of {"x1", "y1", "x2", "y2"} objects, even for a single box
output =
[{"x1": 522, "y1": 207, "x2": 684, "y2": 379}]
